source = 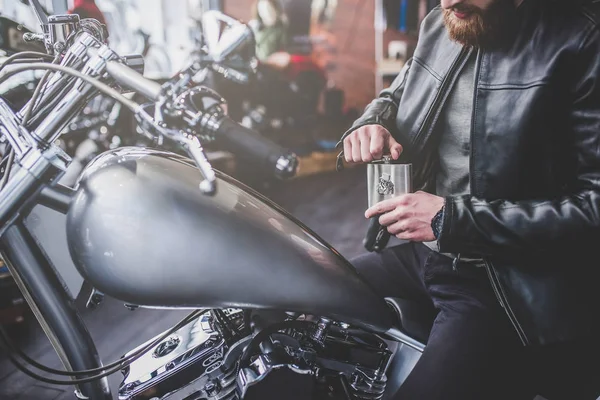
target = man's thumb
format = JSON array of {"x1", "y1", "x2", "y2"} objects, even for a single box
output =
[{"x1": 387, "y1": 137, "x2": 403, "y2": 160}]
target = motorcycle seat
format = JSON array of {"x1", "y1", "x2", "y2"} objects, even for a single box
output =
[{"x1": 385, "y1": 297, "x2": 437, "y2": 344}]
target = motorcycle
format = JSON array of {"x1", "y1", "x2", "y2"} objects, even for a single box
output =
[
  {"x1": 1, "y1": 11, "x2": 291, "y2": 191},
  {"x1": 0, "y1": 6, "x2": 127, "y2": 186},
  {"x1": 0, "y1": 2, "x2": 433, "y2": 400}
]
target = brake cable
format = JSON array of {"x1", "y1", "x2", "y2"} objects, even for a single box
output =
[{"x1": 0, "y1": 309, "x2": 207, "y2": 385}]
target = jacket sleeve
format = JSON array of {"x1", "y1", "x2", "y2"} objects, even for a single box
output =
[
  {"x1": 437, "y1": 26, "x2": 600, "y2": 259},
  {"x1": 335, "y1": 59, "x2": 412, "y2": 168}
]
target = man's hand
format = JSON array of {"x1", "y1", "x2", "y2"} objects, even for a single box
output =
[
  {"x1": 343, "y1": 125, "x2": 403, "y2": 163},
  {"x1": 365, "y1": 191, "x2": 445, "y2": 242}
]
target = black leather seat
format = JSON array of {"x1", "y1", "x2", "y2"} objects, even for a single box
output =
[{"x1": 385, "y1": 297, "x2": 437, "y2": 344}]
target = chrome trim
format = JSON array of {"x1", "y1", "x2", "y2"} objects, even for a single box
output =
[
  {"x1": 18, "y1": 32, "x2": 102, "y2": 121},
  {"x1": 85, "y1": 288, "x2": 104, "y2": 310},
  {"x1": 31, "y1": 83, "x2": 93, "y2": 143},
  {"x1": 274, "y1": 155, "x2": 298, "y2": 180},
  {"x1": 383, "y1": 327, "x2": 425, "y2": 353},
  {"x1": 32, "y1": 45, "x2": 118, "y2": 144},
  {"x1": 0, "y1": 99, "x2": 31, "y2": 156},
  {"x1": 1, "y1": 250, "x2": 75, "y2": 381},
  {"x1": 122, "y1": 54, "x2": 145, "y2": 76},
  {"x1": 201, "y1": 10, "x2": 254, "y2": 63},
  {"x1": 47, "y1": 14, "x2": 81, "y2": 52},
  {"x1": 118, "y1": 311, "x2": 226, "y2": 400}
]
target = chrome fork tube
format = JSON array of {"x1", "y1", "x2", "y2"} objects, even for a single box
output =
[
  {"x1": 0, "y1": 101, "x2": 69, "y2": 228},
  {"x1": 0, "y1": 221, "x2": 112, "y2": 400},
  {"x1": 17, "y1": 32, "x2": 102, "y2": 122},
  {"x1": 0, "y1": 100, "x2": 30, "y2": 156},
  {"x1": 32, "y1": 44, "x2": 119, "y2": 144}
]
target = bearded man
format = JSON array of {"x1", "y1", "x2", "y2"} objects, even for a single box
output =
[{"x1": 338, "y1": 0, "x2": 600, "y2": 399}]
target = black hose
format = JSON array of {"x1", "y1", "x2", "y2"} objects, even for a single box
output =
[
  {"x1": 23, "y1": 80, "x2": 75, "y2": 130},
  {"x1": 0, "y1": 51, "x2": 53, "y2": 74},
  {"x1": 0, "y1": 149, "x2": 15, "y2": 190},
  {"x1": 0, "y1": 309, "x2": 207, "y2": 383},
  {"x1": 21, "y1": 53, "x2": 62, "y2": 126}
]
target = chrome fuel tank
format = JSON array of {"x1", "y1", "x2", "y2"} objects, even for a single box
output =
[{"x1": 66, "y1": 148, "x2": 394, "y2": 332}]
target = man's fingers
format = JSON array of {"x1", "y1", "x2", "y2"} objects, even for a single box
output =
[
  {"x1": 386, "y1": 135, "x2": 403, "y2": 160},
  {"x1": 341, "y1": 125, "x2": 403, "y2": 163},
  {"x1": 369, "y1": 127, "x2": 385, "y2": 159},
  {"x1": 360, "y1": 135, "x2": 373, "y2": 162},
  {"x1": 387, "y1": 221, "x2": 408, "y2": 235},
  {"x1": 390, "y1": 142, "x2": 403, "y2": 160},
  {"x1": 343, "y1": 136, "x2": 353, "y2": 163},
  {"x1": 378, "y1": 209, "x2": 402, "y2": 226},
  {"x1": 365, "y1": 197, "x2": 402, "y2": 218},
  {"x1": 350, "y1": 135, "x2": 361, "y2": 162},
  {"x1": 395, "y1": 230, "x2": 415, "y2": 241}
]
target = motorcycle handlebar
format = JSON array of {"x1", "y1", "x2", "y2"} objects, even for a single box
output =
[
  {"x1": 106, "y1": 60, "x2": 298, "y2": 180},
  {"x1": 215, "y1": 117, "x2": 298, "y2": 180},
  {"x1": 105, "y1": 60, "x2": 162, "y2": 101}
]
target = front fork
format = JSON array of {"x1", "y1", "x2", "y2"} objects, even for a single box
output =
[{"x1": 0, "y1": 215, "x2": 112, "y2": 399}]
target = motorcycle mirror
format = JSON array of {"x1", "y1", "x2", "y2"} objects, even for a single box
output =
[
  {"x1": 201, "y1": 11, "x2": 222, "y2": 57},
  {"x1": 201, "y1": 11, "x2": 254, "y2": 63},
  {"x1": 213, "y1": 24, "x2": 254, "y2": 62}
]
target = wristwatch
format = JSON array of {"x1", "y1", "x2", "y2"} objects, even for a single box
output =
[{"x1": 431, "y1": 205, "x2": 445, "y2": 240}]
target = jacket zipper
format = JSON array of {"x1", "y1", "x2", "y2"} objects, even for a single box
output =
[
  {"x1": 469, "y1": 50, "x2": 481, "y2": 197},
  {"x1": 456, "y1": 50, "x2": 482, "y2": 272},
  {"x1": 467, "y1": 50, "x2": 529, "y2": 345},
  {"x1": 484, "y1": 260, "x2": 530, "y2": 346}
]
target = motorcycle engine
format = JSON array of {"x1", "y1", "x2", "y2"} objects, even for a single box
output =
[{"x1": 118, "y1": 310, "x2": 392, "y2": 400}]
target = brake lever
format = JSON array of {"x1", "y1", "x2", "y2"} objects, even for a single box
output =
[
  {"x1": 110, "y1": 61, "x2": 219, "y2": 195},
  {"x1": 134, "y1": 109, "x2": 217, "y2": 195},
  {"x1": 182, "y1": 137, "x2": 217, "y2": 195}
]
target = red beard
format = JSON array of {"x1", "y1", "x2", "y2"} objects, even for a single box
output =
[{"x1": 443, "y1": 0, "x2": 516, "y2": 48}]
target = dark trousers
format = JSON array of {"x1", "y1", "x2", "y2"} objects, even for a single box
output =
[{"x1": 351, "y1": 242, "x2": 600, "y2": 400}]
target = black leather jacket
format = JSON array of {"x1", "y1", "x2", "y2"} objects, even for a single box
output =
[{"x1": 342, "y1": 0, "x2": 600, "y2": 346}]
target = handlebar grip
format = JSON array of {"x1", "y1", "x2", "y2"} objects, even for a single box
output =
[
  {"x1": 215, "y1": 117, "x2": 298, "y2": 180},
  {"x1": 105, "y1": 60, "x2": 162, "y2": 101}
]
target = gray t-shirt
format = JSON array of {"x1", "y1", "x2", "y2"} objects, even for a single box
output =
[{"x1": 423, "y1": 53, "x2": 480, "y2": 261}]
